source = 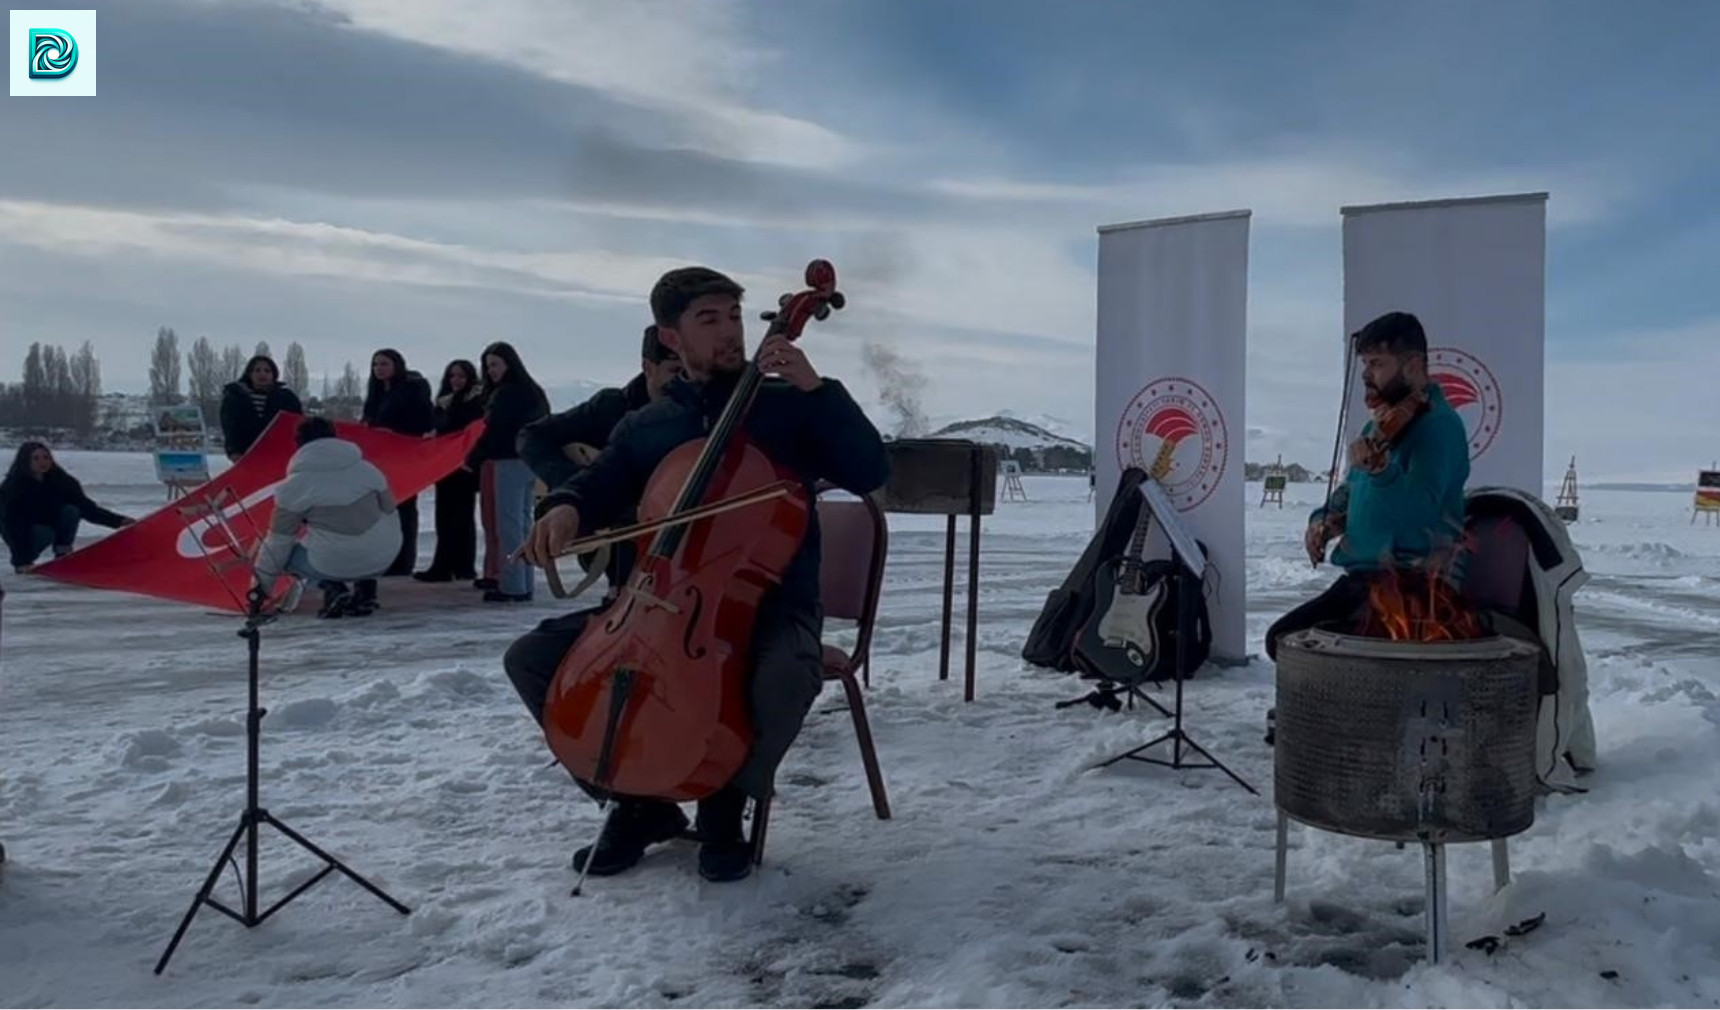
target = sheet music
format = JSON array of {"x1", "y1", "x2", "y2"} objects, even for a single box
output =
[{"x1": 1136, "y1": 477, "x2": 1206, "y2": 579}]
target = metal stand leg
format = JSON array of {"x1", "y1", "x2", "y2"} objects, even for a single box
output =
[
  {"x1": 1424, "y1": 842, "x2": 1448, "y2": 964},
  {"x1": 1491, "y1": 838, "x2": 1510, "y2": 892},
  {"x1": 1274, "y1": 808, "x2": 1289, "y2": 903}
]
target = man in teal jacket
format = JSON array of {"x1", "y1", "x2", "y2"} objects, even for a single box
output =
[{"x1": 1265, "y1": 311, "x2": 1471, "y2": 664}]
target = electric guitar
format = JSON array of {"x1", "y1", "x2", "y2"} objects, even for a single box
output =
[{"x1": 1071, "y1": 439, "x2": 1177, "y2": 685}]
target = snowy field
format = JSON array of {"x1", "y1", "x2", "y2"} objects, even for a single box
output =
[{"x1": 3, "y1": 453, "x2": 1719, "y2": 1008}]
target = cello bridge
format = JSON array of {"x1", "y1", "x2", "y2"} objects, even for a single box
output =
[{"x1": 627, "y1": 588, "x2": 682, "y2": 615}]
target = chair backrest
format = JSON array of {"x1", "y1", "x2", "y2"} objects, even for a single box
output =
[
  {"x1": 816, "y1": 489, "x2": 889, "y2": 668},
  {"x1": 1462, "y1": 513, "x2": 1532, "y2": 617}
]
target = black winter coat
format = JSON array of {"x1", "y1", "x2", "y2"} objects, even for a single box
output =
[
  {"x1": 362, "y1": 372, "x2": 435, "y2": 436},
  {"x1": 1, "y1": 470, "x2": 129, "y2": 567},
  {"x1": 219, "y1": 381, "x2": 304, "y2": 458},
  {"x1": 465, "y1": 382, "x2": 550, "y2": 471},
  {"x1": 517, "y1": 373, "x2": 652, "y2": 489},
  {"x1": 539, "y1": 373, "x2": 889, "y2": 605},
  {"x1": 433, "y1": 389, "x2": 486, "y2": 436}
]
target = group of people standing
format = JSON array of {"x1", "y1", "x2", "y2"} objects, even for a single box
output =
[{"x1": 221, "y1": 342, "x2": 552, "y2": 614}]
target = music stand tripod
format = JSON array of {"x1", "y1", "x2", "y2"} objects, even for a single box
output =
[
  {"x1": 154, "y1": 589, "x2": 410, "y2": 974},
  {"x1": 1094, "y1": 477, "x2": 1257, "y2": 796}
]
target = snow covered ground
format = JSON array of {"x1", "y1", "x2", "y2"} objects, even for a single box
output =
[{"x1": 3, "y1": 454, "x2": 1718, "y2": 1007}]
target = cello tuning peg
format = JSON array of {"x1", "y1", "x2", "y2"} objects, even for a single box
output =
[
  {"x1": 827, "y1": 292, "x2": 846, "y2": 310},
  {"x1": 778, "y1": 293, "x2": 793, "y2": 307},
  {"x1": 759, "y1": 310, "x2": 779, "y2": 322},
  {"x1": 813, "y1": 305, "x2": 831, "y2": 321}
]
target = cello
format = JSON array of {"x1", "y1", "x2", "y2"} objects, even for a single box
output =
[{"x1": 539, "y1": 260, "x2": 847, "y2": 846}]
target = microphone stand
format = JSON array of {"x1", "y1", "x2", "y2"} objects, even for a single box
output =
[{"x1": 154, "y1": 586, "x2": 409, "y2": 974}]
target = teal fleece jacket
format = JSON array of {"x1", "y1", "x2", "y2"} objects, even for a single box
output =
[{"x1": 1312, "y1": 383, "x2": 1471, "y2": 573}]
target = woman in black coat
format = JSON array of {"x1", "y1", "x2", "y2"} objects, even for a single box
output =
[
  {"x1": 413, "y1": 359, "x2": 486, "y2": 582},
  {"x1": 219, "y1": 355, "x2": 303, "y2": 460},
  {"x1": 466, "y1": 341, "x2": 549, "y2": 600},
  {"x1": 1, "y1": 442, "x2": 135, "y2": 572},
  {"x1": 361, "y1": 347, "x2": 435, "y2": 576}
]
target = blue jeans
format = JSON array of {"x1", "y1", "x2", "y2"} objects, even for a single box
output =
[
  {"x1": 488, "y1": 459, "x2": 537, "y2": 597},
  {"x1": 6, "y1": 504, "x2": 79, "y2": 567}
]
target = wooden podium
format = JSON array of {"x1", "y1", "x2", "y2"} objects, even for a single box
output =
[{"x1": 878, "y1": 439, "x2": 997, "y2": 701}]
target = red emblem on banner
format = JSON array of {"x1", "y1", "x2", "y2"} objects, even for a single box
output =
[
  {"x1": 1114, "y1": 377, "x2": 1229, "y2": 512},
  {"x1": 1428, "y1": 346, "x2": 1503, "y2": 461},
  {"x1": 34, "y1": 412, "x2": 484, "y2": 612}
]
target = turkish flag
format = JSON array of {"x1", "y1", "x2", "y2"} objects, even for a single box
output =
[{"x1": 34, "y1": 412, "x2": 485, "y2": 613}]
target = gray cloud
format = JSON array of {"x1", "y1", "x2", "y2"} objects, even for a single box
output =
[{"x1": 0, "y1": 0, "x2": 947, "y2": 227}]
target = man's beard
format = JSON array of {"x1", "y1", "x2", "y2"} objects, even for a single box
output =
[{"x1": 1364, "y1": 374, "x2": 1415, "y2": 408}]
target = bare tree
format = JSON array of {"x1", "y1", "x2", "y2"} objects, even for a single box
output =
[
  {"x1": 283, "y1": 341, "x2": 309, "y2": 393},
  {"x1": 220, "y1": 343, "x2": 246, "y2": 385},
  {"x1": 149, "y1": 326, "x2": 183, "y2": 405},
  {"x1": 324, "y1": 360, "x2": 363, "y2": 419},
  {"x1": 22, "y1": 342, "x2": 46, "y2": 420},
  {"x1": 254, "y1": 340, "x2": 272, "y2": 360},
  {"x1": 187, "y1": 336, "x2": 225, "y2": 419},
  {"x1": 69, "y1": 341, "x2": 101, "y2": 436}
]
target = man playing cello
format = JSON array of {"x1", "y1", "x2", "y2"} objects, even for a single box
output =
[{"x1": 508, "y1": 265, "x2": 889, "y2": 883}]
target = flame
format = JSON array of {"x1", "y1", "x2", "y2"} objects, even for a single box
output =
[
  {"x1": 1432, "y1": 371, "x2": 1480, "y2": 409},
  {"x1": 1145, "y1": 407, "x2": 1199, "y2": 443},
  {"x1": 1354, "y1": 536, "x2": 1485, "y2": 643}
]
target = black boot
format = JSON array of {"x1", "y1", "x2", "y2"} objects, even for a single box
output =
[
  {"x1": 346, "y1": 579, "x2": 379, "y2": 617},
  {"x1": 571, "y1": 799, "x2": 689, "y2": 877},
  {"x1": 317, "y1": 581, "x2": 352, "y2": 618},
  {"x1": 695, "y1": 785, "x2": 753, "y2": 883}
]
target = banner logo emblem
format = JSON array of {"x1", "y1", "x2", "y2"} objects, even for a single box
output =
[
  {"x1": 1428, "y1": 346, "x2": 1502, "y2": 461},
  {"x1": 1114, "y1": 377, "x2": 1228, "y2": 512}
]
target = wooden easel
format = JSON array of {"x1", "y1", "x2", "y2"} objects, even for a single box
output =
[
  {"x1": 1000, "y1": 460, "x2": 1028, "y2": 502},
  {"x1": 1554, "y1": 456, "x2": 1580, "y2": 523},
  {"x1": 1694, "y1": 464, "x2": 1720, "y2": 526},
  {"x1": 1260, "y1": 455, "x2": 1287, "y2": 508}
]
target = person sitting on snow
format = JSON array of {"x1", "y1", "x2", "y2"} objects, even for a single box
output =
[
  {"x1": 253, "y1": 416, "x2": 402, "y2": 618},
  {"x1": 1, "y1": 441, "x2": 135, "y2": 573},
  {"x1": 1262, "y1": 311, "x2": 1471, "y2": 739}
]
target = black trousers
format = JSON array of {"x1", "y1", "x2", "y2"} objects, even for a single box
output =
[
  {"x1": 1264, "y1": 573, "x2": 1373, "y2": 661},
  {"x1": 502, "y1": 591, "x2": 825, "y2": 802},
  {"x1": 425, "y1": 471, "x2": 478, "y2": 579},
  {"x1": 386, "y1": 496, "x2": 419, "y2": 576}
]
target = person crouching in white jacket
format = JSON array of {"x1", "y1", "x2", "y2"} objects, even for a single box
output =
[{"x1": 254, "y1": 416, "x2": 403, "y2": 618}]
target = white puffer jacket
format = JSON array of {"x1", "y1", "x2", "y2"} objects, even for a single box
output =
[{"x1": 255, "y1": 437, "x2": 401, "y2": 582}]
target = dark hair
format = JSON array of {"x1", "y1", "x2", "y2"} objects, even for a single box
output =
[
  {"x1": 365, "y1": 347, "x2": 409, "y2": 409},
  {"x1": 241, "y1": 355, "x2": 280, "y2": 386},
  {"x1": 439, "y1": 359, "x2": 479, "y2": 399},
  {"x1": 1, "y1": 440, "x2": 56, "y2": 495},
  {"x1": 1353, "y1": 311, "x2": 1427, "y2": 357},
  {"x1": 649, "y1": 267, "x2": 744, "y2": 330},
  {"x1": 479, "y1": 341, "x2": 550, "y2": 414},
  {"x1": 294, "y1": 416, "x2": 338, "y2": 447},
  {"x1": 641, "y1": 324, "x2": 678, "y2": 364}
]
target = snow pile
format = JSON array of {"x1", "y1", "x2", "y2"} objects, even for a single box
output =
[{"x1": 2, "y1": 463, "x2": 1719, "y2": 1007}]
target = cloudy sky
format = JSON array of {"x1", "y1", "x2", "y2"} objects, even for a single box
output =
[{"x1": 3, "y1": 0, "x2": 1717, "y2": 482}]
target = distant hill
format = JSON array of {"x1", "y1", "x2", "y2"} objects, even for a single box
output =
[{"x1": 920, "y1": 415, "x2": 1092, "y2": 472}]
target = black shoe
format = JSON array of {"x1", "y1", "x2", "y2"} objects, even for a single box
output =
[
  {"x1": 412, "y1": 570, "x2": 452, "y2": 583},
  {"x1": 317, "y1": 582, "x2": 353, "y2": 619},
  {"x1": 473, "y1": 578, "x2": 499, "y2": 591},
  {"x1": 572, "y1": 800, "x2": 689, "y2": 876},
  {"x1": 345, "y1": 580, "x2": 379, "y2": 616},
  {"x1": 483, "y1": 589, "x2": 532, "y2": 603},
  {"x1": 695, "y1": 787, "x2": 753, "y2": 883}
]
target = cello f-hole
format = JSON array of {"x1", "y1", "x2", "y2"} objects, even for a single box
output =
[{"x1": 679, "y1": 584, "x2": 708, "y2": 661}]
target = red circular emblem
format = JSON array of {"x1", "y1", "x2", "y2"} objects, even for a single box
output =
[
  {"x1": 1427, "y1": 346, "x2": 1503, "y2": 461},
  {"x1": 1113, "y1": 377, "x2": 1228, "y2": 512}
]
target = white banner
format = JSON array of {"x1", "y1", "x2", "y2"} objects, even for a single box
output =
[
  {"x1": 1341, "y1": 193, "x2": 1547, "y2": 493},
  {"x1": 1095, "y1": 210, "x2": 1249, "y2": 663}
]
